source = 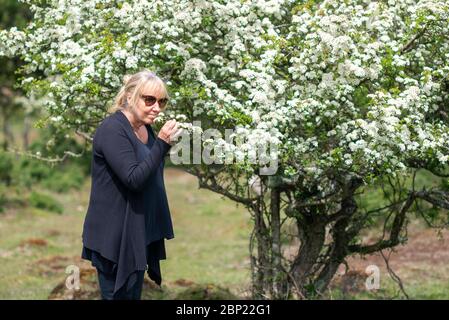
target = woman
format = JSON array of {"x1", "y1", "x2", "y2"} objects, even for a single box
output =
[{"x1": 81, "y1": 69, "x2": 179, "y2": 300}]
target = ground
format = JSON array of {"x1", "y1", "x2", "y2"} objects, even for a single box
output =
[
  {"x1": 0, "y1": 168, "x2": 448, "y2": 299},
  {"x1": 331, "y1": 225, "x2": 449, "y2": 299}
]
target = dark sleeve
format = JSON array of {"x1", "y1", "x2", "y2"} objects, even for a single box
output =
[{"x1": 98, "y1": 121, "x2": 171, "y2": 192}]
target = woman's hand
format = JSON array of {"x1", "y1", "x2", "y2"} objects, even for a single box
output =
[{"x1": 157, "y1": 119, "x2": 179, "y2": 145}]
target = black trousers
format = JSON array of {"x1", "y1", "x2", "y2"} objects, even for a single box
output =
[{"x1": 96, "y1": 268, "x2": 145, "y2": 300}]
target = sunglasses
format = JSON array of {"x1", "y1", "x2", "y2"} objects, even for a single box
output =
[{"x1": 141, "y1": 95, "x2": 168, "y2": 108}]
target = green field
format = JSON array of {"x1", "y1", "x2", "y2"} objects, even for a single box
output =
[
  {"x1": 0, "y1": 168, "x2": 253, "y2": 299},
  {"x1": 0, "y1": 155, "x2": 448, "y2": 299}
]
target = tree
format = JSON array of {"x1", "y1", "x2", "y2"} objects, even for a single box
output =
[
  {"x1": 1, "y1": 0, "x2": 449, "y2": 299},
  {"x1": 0, "y1": 0, "x2": 32, "y2": 150}
]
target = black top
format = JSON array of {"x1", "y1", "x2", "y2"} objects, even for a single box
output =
[{"x1": 81, "y1": 110, "x2": 174, "y2": 295}]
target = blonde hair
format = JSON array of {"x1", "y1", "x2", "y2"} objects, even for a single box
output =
[{"x1": 108, "y1": 69, "x2": 169, "y2": 114}]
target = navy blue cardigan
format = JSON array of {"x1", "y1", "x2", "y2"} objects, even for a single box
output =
[{"x1": 81, "y1": 110, "x2": 174, "y2": 295}]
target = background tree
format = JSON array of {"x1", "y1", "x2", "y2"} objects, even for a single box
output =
[
  {"x1": 1, "y1": 0, "x2": 449, "y2": 299},
  {"x1": 0, "y1": 0, "x2": 32, "y2": 150}
]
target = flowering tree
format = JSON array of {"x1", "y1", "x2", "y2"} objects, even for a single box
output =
[{"x1": 2, "y1": 0, "x2": 449, "y2": 299}]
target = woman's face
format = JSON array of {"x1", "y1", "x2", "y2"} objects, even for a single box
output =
[{"x1": 127, "y1": 82, "x2": 167, "y2": 125}]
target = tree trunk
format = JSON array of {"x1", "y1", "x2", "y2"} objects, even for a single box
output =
[
  {"x1": 290, "y1": 214, "x2": 326, "y2": 297},
  {"x1": 270, "y1": 188, "x2": 289, "y2": 299},
  {"x1": 2, "y1": 114, "x2": 14, "y2": 150},
  {"x1": 314, "y1": 195, "x2": 358, "y2": 295},
  {"x1": 314, "y1": 218, "x2": 350, "y2": 295},
  {"x1": 251, "y1": 203, "x2": 272, "y2": 299},
  {"x1": 23, "y1": 114, "x2": 30, "y2": 150}
]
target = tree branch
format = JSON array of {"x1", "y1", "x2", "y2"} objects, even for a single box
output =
[
  {"x1": 183, "y1": 167, "x2": 259, "y2": 207},
  {"x1": 348, "y1": 193, "x2": 415, "y2": 254},
  {"x1": 415, "y1": 190, "x2": 449, "y2": 210},
  {"x1": 75, "y1": 130, "x2": 93, "y2": 142},
  {"x1": 6, "y1": 147, "x2": 85, "y2": 164},
  {"x1": 400, "y1": 26, "x2": 428, "y2": 54}
]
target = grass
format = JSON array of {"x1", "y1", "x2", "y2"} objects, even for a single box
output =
[
  {"x1": 1, "y1": 167, "x2": 449, "y2": 299},
  {"x1": 0, "y1": 168, "x2": 254, "y2": 299},
  {"x1": 328, "y1": 266, "x2": 449, "y2": 300},
  {"x1": 161, "y1": 170, "x2": 253, "y2": 294}
]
